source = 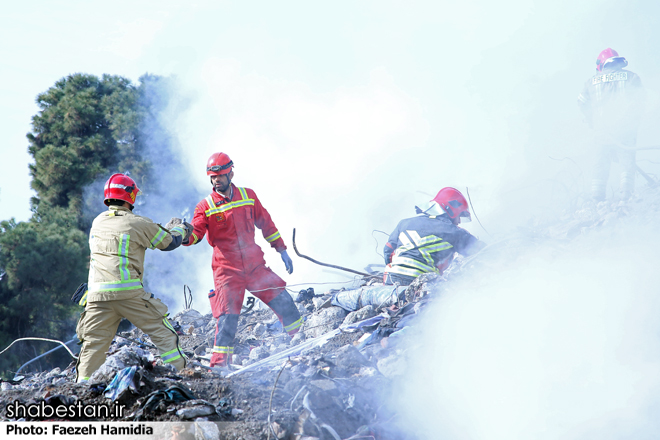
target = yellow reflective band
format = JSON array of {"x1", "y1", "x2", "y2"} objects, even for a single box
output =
[
  {"x1": 150, "y1": 228, "x2": 167, "y2": 248},
  {"x1": 88, "y1": 279, "x2": 143, "y2": 292},
  {"x1": 387, "y1": 265, "x2": 425, "y2": 278},
  {"x1": 212, "y1": 346, "x2": 234, "y2": 354},
  {"x1": 118, "y1": 234, "x2": 131, "y2": 281},
  {"x1": 265, "y1": 231, "x2": 281, "y2": 243},
  {"x1": 170, "y1": 225, "x2": 185, "y2": 236},
  {"x1": 190, "y1": 233, "x2": 199, "y2": 244},
  {"x1": 204, "y1": 188, "x2": 255, "y2": 217},
  {"x1": 205, "y1": 199, "x2": 254, "y2": 216},
  {"x1": 163, "y1": 318, "x2": 176, "y2": 333},
  {"x1": 161, "y1": 348, "x2": 182, "y2": 363},
  {"x1": 162, "y1": 354, "x2": 181, "y2": 364},
  {"x1": 206, "y1": 195, "x2": 218, "y2": 209},
  {"x1": 392, "y1": 256, "x2": 435, "y2": 272},
  {"x1": 420, "y1": 242, "x2": 453, "y2": 253},
  {"x1": 78, "y1": 290, "x2": 88, "y2": 306},
  {"x1": 284, "y1": 318, "x2": 303, "y2": 332}
]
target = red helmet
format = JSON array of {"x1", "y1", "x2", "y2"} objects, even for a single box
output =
[
  {"x1": 206, "y1": 152, "x2": 233, "y2": 176},
  {"x1": 596, "y1": 48, "x2": 628, "y2": 72},
  {"x1": 103, "y1": 173, "x2": 141, "y2": 206},
  {"x1": 432, "y1": 187, "x2": 471, "y2": 223}
]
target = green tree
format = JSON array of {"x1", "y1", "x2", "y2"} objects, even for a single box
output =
[
  {"x1": 0, "y1": 72, "x2": 174, "y2": 378},
  {"x1": 0, "y1": 211, "x2": 88, "y2": 374},
  {"x1": 27, "y1": 74, "x2": 149, "y2": 219}
]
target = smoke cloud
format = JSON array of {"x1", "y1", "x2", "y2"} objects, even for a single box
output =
[
  {"x1": 391, "y1": 194, "x2": 660, "y2": 438},
  {"x1": 31, "y1": 0, "x2": 660, "y2": 432}
]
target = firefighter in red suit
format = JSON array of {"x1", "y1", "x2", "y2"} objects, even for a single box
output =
[{"x1": 185, "y1": 152, "x2": 302, "y2": 369}]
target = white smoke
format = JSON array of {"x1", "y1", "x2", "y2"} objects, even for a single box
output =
[{"x1": 391, "y1": 200, "x2": 660, "y2": 438}]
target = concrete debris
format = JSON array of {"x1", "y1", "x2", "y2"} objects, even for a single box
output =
[
  {"x1": 89, "y1": 346, "x2": 154, "y2": 383},
  {"x1": 303, "y1": 307, "x2": 347, "y2": 338},
  {"x1": 176, "y1": 400, "x2": 217, "y2": 419},
  {"x1": 5, "y1": 190, "x2": 659, "y2": 438}
]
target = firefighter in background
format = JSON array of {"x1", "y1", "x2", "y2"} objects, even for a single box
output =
[
  {"x1": 383, "y1": 187, "x2": 485, "y2": 286},
  {"x1": 185, "y1": 152, "x2": 301, "y2": 371},
  {"x1": 75, "y1": 173, "x2": 192, "y2": 382},
  {"x1": 578, "y1": 48, "x2": 644, "y2": 201}
]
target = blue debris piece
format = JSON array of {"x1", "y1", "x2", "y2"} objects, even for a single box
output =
[{"x1": 104, "y1": 366, "x2": 138, "y2": 401}]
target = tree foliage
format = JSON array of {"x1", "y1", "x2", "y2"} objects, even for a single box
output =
[
  {"x1": 27, "y1": 74, "x2": 150, "y2": 216},
  {"x1": 0, "y1": 73, "x2": 173, "y2": 378}
]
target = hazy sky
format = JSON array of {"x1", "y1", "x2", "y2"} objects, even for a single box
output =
[
  {"x1": 3, "y1": 0, "x2": 660, "y2": 304},
  {"x1": 3, "y1": 1, "x2": 660, "y2": 436}
]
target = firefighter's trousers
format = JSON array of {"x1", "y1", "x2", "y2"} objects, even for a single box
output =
[
  {"x1": 210, "y1": 264, "x2": 302, "y2": 367},
  {"x1": 75, "y1": 292, "x2": 186, "y2": 382},
  {"x1": 591, "y1": 144, "x2": 636, "y2": 201}
]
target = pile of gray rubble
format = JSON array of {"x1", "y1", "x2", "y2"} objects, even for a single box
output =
[{"x1": 2, "y1": 185, "x2": 659, "y2": 439}]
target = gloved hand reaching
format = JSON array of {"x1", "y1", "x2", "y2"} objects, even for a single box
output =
[
  {"x1": 280, "y1": 250, "x2": 293, "y2": 274},
  {"x1": 165, "y1": 217, "x2": 193, "y2": 244},
  {"x1": 182, "y1": 221, "x2": 194, "y2": 244},
  {"x1": 165, "y1": 217, "x2": 183, "y2": 230}
]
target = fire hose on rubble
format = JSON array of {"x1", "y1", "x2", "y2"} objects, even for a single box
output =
[{"x1": 292, "y1": 228, "x2": 378, "y2": 278}]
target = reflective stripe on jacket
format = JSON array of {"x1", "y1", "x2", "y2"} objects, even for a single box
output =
[
  {"x1": 383, "y1": 214, "x2": 481, "y2": 279},
  {"x1": 185, "y1": 184, "x2": 286, "y2": 274},
  {"x1": 87, "y1": 206, "x2": 181, "y2": 302}
]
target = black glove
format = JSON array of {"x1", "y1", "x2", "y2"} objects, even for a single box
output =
[
  {"x1": 182, "y1": 221, "x2": 194, "y2": 244},
  {"x1": 71, "y1": 283, "x2": 88, "y2": 306}
]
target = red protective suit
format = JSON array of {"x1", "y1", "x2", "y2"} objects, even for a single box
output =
[{"x1": 187, "y1": 184, "x2": 302, "y2": 367}]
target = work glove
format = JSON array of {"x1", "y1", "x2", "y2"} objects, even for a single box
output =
[
  {"x1": 182, "y1": 221, "x2": 194, "y2": 244},
  {"x1": 280, "y1": 250, "x2": 293, "y2": 274},
  {"x1": 165, "y1": 217, "x2": 183, "y2": 230}
]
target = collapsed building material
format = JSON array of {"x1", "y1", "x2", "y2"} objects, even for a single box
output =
[{"x1": 331, "y1": 285, "x2": 406, "y2": 312}]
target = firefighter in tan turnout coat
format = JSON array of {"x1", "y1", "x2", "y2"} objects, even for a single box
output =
[{"x1": 75, "y1": 173, "x2": 192, "y2": 382}]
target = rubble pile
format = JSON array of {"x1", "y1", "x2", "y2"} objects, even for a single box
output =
[
  {"x1": 3, "y1": 186, "x2": 659, "y2": 438},
  {"x1": 0, "y1": 272, "x2": 440, "y2": 439}
]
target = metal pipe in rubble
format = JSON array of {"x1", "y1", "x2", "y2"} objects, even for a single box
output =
[{"x1": 292, "y1": 228, "x2": 376, "y2": 278}]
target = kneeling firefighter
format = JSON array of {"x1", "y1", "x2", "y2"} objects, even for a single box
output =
[
  {"x1": 75, "y1": 173, "x2": 193, "y2": 382},
  {"x1": 383, "y1": 187, "x2": 485, "y2": 286}
]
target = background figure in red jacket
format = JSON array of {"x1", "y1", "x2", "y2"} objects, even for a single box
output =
[
  {"x1": 578, "y1": 48, "x2": 644, "y2": 201},
  {"x1": 186, "y1": 152, "x2": 301, "y2": 369}
]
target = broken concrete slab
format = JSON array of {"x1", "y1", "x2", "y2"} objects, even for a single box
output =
[{"x1": 303, "y1": 307, "x2": 347, "y2": 339}]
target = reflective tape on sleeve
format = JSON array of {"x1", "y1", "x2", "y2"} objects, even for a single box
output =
[
  {"x1": 265, "y1": 231, "x2": 281, "y2": 243},
  {"x1": 170, "y1": 225, "x2": 185, "y2": 236},
  {"x1": 150, "y1": 228, "x2": 167, "y2": 249}
]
